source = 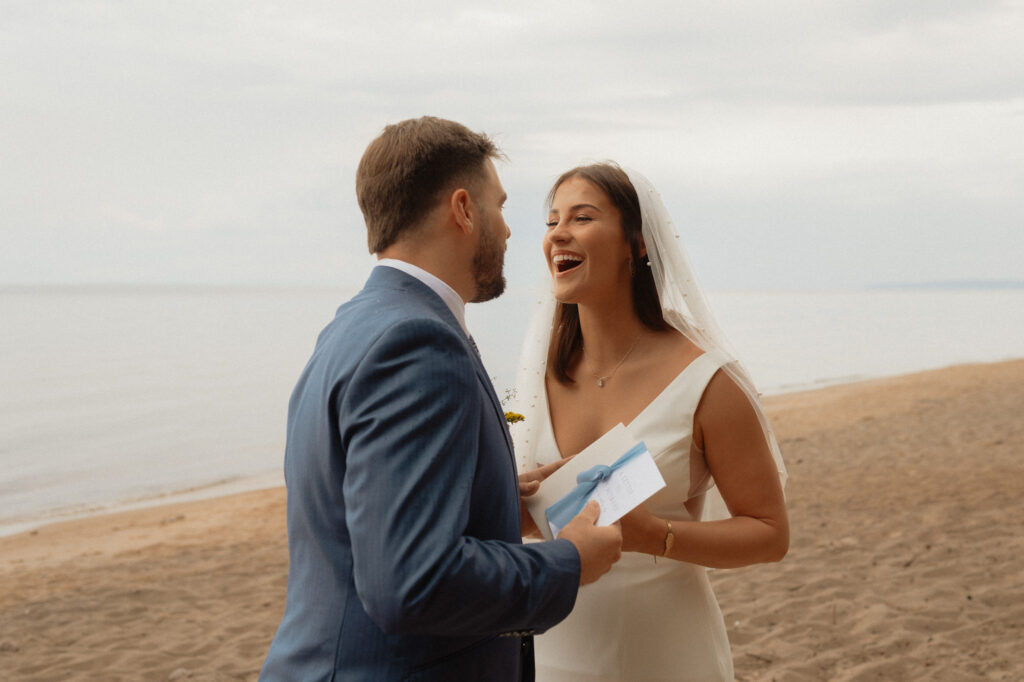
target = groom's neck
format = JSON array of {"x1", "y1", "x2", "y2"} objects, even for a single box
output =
[{"x1": 378, "y1": 240, "x2": 473, "y2": 303}]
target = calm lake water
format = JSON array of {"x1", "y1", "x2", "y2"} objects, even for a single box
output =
[{"x1": 3, "y1": 285, "x2": 1023, "y2": 534}]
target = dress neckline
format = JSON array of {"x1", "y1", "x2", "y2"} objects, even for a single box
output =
[{"x1": 544, "y1": 351, "x2": 718, "y2": 459}]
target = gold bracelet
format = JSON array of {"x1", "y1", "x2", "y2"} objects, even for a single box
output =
[{"x1": 661, "y1": 521, "x2": 674, "y2": 557}]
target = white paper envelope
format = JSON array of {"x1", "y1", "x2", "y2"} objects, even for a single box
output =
[{"x1": 525, "y1": 423, "x2": 666, "y2": 540}]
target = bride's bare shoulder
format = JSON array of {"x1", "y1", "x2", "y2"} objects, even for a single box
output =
[
  {"x1": 648, "y1": 328, "x2": 703, "y2": 369},
  {"x1": 695, "y1": 368, "x2": 760, "y2": 442}
]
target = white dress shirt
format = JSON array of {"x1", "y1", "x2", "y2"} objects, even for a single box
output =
[{"x1": 375, "y1": 258, "x2": 471, "y2": 339}]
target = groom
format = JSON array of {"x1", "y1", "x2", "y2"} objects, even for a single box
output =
[{"x1": 259, "y1": 117, "x2": 622, "y2": 681}]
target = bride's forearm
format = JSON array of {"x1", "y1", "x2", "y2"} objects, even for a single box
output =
[
  {"x1": 679, "y1": 515, "x2": 787, "y2": 568},
  {"x1": 629, "y1": 514, "x2": 788, "y2": 569}
]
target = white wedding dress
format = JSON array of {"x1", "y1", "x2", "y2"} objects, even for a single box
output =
[
  {"x1": 529, "y1": 351, "x2": 734, "y2": 682},
  {"x1": 513, "y1": 165, "x2": 785, "y2": 681}
]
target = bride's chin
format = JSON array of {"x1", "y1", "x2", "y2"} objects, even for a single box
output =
[
  {"x1": 551, "y1": 275, "x2": 589, "y2": 302},
  {"x1": 551, "y1": 286, "x2": 576, "y2": 303},
  {"x1": 553, "y1": 291, "x2": 583, "y2": 305}
]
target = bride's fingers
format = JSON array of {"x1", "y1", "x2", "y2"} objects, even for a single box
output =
[
  {"x1": 547, "y1": 457, "x2": 572, "y2": 473},
  {"x1": 519, "y1": 479, "x2": 541, "y2": 497},
  {"x1": 519, "y1": 457, "x2": 571, "y2": 485}
]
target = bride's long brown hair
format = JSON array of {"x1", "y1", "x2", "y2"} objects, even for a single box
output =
[{"x1": 547, "y1": 163, "x2": 669, "y2": 384}]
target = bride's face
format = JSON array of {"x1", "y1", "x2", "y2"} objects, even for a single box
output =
[{"x1": 544, "y1": 176, "x2": 633, "y2": 305}]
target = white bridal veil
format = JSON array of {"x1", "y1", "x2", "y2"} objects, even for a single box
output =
[{"x1": 510, "y1": 167, "x2": 787, "y2": 521}]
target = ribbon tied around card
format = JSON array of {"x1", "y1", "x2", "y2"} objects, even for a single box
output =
[{"x1": 545, "y1": 442, "x2": 648, "y2": 533}]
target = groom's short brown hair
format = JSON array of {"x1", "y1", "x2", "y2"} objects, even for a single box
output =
[{"x1": 356, "y1": 116, "x2": 501, "y2": 253}]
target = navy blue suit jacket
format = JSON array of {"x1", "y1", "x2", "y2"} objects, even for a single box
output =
[{"x1": 260, "y1": 267, "x2": 580, "y2": 681}]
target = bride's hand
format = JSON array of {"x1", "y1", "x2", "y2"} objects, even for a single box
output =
[
  {"x1": 518, "y1": 457, "x2": 570, "y2": 497},
  {"x1": 519, "y1": 458, "x2": 571, "y2": 538},
  {"x1": 619, "y1": 504, "x2": 665, "y2": 555}
]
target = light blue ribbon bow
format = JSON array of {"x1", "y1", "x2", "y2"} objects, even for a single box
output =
[{"x1": 545, "y1": 442, "x2": 648, "y2": 533}]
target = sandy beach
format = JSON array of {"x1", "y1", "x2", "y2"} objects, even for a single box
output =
[{"x1": 2, "y1": 360, "x2": 1022, "y2": 681}]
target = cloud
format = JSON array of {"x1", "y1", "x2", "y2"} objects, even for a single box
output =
[{"x1": 1, "y1": 0, "x2": 1021, "y2": 288}]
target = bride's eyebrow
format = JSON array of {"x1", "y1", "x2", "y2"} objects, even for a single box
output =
[{"x1": 548, "y1": 203, "x2": 602, "y2": 214}]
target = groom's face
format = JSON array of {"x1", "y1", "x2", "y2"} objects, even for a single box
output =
[{"x1": 469, "y1": 160, "x2": 510, "y2": 303}]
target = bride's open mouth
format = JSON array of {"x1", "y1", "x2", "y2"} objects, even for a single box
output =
[{"x1": 553, "y1": 254, "x2": 584, "y2": 273}]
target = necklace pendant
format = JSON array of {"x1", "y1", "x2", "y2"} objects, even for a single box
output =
[{"x1": 587, "y1": 329, "x2": 641, "y2": 390}]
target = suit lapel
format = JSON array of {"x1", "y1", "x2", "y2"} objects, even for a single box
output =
[
  {"x1": 466, "y1": 346, "x2": 516, "y2": 457},
  {"x1": 364, "y1": 267, "x2": 518, "y2": 470}
]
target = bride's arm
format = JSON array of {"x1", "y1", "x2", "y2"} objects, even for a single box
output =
[{"x1": 619, "y1": 371, "x2": 789, "y2": 568}]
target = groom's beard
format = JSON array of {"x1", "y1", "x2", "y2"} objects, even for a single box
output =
[{"x1": 470, "y1": 214, "x2": 506, "y2": 303}]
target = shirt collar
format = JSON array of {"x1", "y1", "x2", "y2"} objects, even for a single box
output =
[{"x1": 375, "y1": 259, "x2": 469, "y2": 337}]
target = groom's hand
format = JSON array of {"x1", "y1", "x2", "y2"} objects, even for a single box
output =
[
  {"x1": 519, "y1": 458, "x2": 570, "y2": 538},
  {"x1": 557, "y1": 500, "x2": 622, "y2": 586}
]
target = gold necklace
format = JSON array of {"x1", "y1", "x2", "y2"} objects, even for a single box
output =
[{"x1": 587, "y1": 330, "x2": 642, "y2": 388}]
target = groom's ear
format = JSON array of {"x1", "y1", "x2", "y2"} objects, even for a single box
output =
[{"x1": 449, "y1": 188, "x2": 475, "y2": 235}]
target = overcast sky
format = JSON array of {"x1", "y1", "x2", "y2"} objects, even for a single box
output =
[{"x1": 2, "y1": 0, "x2": 1022, "y2": 291}]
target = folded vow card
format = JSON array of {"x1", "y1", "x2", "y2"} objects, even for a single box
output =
[{"x1": 526, "y1": 424, "x2": 666, "y2": 541}]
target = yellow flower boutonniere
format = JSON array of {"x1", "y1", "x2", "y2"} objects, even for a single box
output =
[{"x1": 500, "y1": 387, "x2": 524, "y2": 425}]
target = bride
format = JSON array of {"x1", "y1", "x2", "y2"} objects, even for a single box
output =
[{"x1": 512, "y1": 163, "x2": 789, "y2": 681}]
